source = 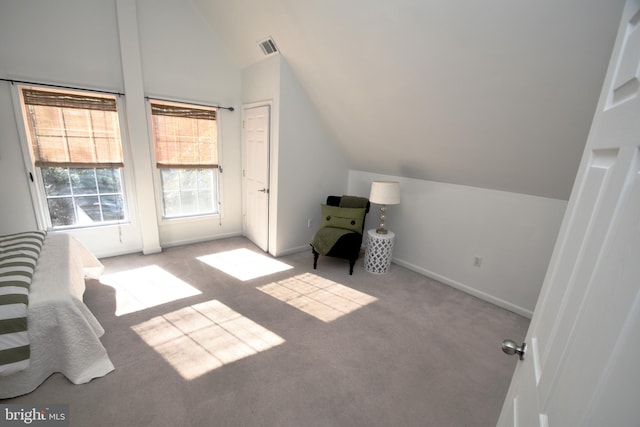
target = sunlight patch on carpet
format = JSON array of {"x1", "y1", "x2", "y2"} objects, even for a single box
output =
[
  {"x1": 132, "y1": 300, "x2": 285, "y2": 380},
  {"x1": 257, "y1": 273, "x2": 378, "y2": 322},
  {"x1": 197, "y1": 248, "x2": 293, "y2": 281},
  {"x1": 100, "y1": 265, "x2": 201, "y2": 316}
]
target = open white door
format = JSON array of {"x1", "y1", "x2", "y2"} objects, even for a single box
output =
[
  {"x1": 498, "y1": 1, "x2": 640, "y2": 425},
  {"x1": 242, "y1": 105, "x2": 270, "y2": 252}
]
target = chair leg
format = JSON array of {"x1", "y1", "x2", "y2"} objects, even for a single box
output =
[
  {"x1": 349, "y1": 259, "x2": 355, "y2": 275},
  {"x1": 311, "y1": 246, "x2": 319, "y2": 270}
]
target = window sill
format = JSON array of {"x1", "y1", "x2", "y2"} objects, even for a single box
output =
[
  {"x1": 159, "y1": 213, "x2": 221, "y2": 226},
  {"x1": 49, "y1": 220, "x2": 132, "y2": 232}
]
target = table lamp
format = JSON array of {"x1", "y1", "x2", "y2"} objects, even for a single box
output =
[{"x1": 369, "y1": 181, "x2": 400, "y2": 234}]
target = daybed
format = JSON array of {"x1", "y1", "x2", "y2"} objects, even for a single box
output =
[{"x1": 0, "y1": 231, "x2": 114, "y2": 399}]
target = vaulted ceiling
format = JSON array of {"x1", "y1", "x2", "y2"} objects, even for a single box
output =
[{"x1": 194, "y1": 0, "x2": 625, "y2": 199}]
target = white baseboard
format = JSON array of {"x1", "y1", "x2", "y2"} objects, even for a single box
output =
[
  {"x1": 95, "y1": 246, "x2": 146, "y2": 259},
  {"x1": 393, "y1": 257, "x2": 533, "y2": 319},
  {"x1": 275, "y1": 244, "x2": 311, "y2": 257},
  {"x1": 160, "y1": 232, "x2": 243, "y2": 250}
]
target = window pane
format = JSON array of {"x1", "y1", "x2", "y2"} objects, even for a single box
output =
[
  {"x1": 41, "y1": 167, "x2": 71, "y2": 196},
  {"x1": 76, "y1": 196, "x2": 101, "y2": 222},
  {"x1": 162, "y1": 190, "x2": 181, "y2": 217},
  {"x1": 47, "y1": 197, "x2": 76, "y2": 227},
  {"x1": 198, "y1": 190, "x2": 213, "y2": 212},
  {"x1": 198, "y1": 169, "x2": 214, "y2": 212},
  {"x1": 70, "y1": 168, "x2": 98, "y2": 195},
  {"x1": 197, "y1": 169, "x2": 213, "y2": 192},
  {"x1": 100, "y1": 195, "x2": 125, "y2": 221},
  {"x1": 180, "y1": 190, "x2": 198, "y2": 214},
  {"x1": 160, "y1": 169, "x2": 180, "y2": 192},
  {"x1": 97, "y1": 168, "x2": 122, "y2": 193},
  {"x1": 179, "y1": 169, "x2": 197, "y2": 190}
]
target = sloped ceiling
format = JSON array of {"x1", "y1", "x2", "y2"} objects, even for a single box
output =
[{"x1": 193, "y1": 0, "x2": 625, "y2": 199}]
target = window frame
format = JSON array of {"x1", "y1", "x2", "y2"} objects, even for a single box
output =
[
  {"x1": 145, "y1": 98, "x2": 223, "y2": 223},
  {"x1": 12, "y1": 84, "x2": 136, "y2": 231}
]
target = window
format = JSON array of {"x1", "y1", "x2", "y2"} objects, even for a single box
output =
[
  {"x1": 19, "y1": 87, "x2": 127, "y2": 229},
  {"x1": 149, "y1": 100, "x2": 219, "y2": 218}
]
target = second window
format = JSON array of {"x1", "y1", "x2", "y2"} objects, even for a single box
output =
[{"x1": 149, "y1": 100, "x2": 220, "y2": 219}]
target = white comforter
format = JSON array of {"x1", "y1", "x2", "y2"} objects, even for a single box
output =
[{"x1": 0, "y1": 233, "x2": 114, "y2": 399}]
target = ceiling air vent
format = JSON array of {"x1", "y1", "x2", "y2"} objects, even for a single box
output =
[{"x1": 258, "y1": 37, "x2": 279, "y2": 56}]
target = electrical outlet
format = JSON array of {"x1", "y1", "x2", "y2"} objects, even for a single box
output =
[
  {"x1": 307, "y1": 218, "x2": 312, "y2": 228},
  {"x1": 474, "y1": 256, "x2": 482, "y2": 267}
]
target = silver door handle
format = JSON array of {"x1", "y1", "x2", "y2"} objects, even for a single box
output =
[
  {"x1": 258, "y1": 188, "x2": 269, "y2": 193},
  {"x1": 502, "y1": 339, "x2": 527, "y2": 360}
]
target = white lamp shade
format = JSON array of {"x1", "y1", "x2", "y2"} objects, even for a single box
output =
[{"x1": 369, "y1": 181, "x2": 400, "y2": 205}]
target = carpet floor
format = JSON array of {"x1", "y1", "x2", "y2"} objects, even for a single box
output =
[{"x1": 4, "y1": 237, "x2": 529, "y2": 427}]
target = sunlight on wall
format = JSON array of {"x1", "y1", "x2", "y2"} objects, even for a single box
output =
[
  {"x1": 100, "y1": 265, "x2": 201, "y2": 316},
  {"x1": 132, "y1": 300, "x2": 285, "y2": 380},
  {"x1": 257, "y1": 273, "x2": 378, "y2": 322},
  {"x1": 197, "y1": 248, "x2": 293, "y2": 281}
]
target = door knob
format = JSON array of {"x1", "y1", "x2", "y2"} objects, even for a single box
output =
[
  {"x1": 502, "y1": 339, "x2": 527, "y2": 360},
  {"x1": 258, "y1": 188, "x2": 269, "y2": 193}
]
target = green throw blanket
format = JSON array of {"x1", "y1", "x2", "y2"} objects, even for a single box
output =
[{"x1": 311, "y1": 227, "x2": 353, "y2": 256}]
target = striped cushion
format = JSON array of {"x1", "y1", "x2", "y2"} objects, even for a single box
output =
[{"x1": 0, "y1": 231, "x2": 46, "y2": 375}]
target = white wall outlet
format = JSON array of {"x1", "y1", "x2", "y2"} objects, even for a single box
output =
[
  {"x1": 307, "y1": 218, "x2": 312, "y2": 228},
  {"x1": 474, "y1": 256, "x2": 482, "y2": 267}
]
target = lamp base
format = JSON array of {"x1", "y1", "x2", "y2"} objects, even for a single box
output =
[{"x1": 376, "y1": 205, "x2": 388, "y2": 234}]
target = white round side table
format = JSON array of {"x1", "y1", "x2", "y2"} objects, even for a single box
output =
[{"x1": 364, "y1": 229, "x2": 395, "y2": 274}]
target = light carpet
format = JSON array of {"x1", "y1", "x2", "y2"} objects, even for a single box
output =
[{"x1": 4, "y1": 237, "x2": 529, "y2": 427}]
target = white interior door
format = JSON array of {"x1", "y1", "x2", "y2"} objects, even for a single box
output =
[
  {"x1": 498, "y1": 2, "x2": 640, "y2": 425},
  {"x1": 242, "y1": 105, "x2": 270, "y2": 252}
]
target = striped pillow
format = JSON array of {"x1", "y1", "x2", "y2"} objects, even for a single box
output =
[{"x1": 0, "y1": 231, "x2": 46, "y2": 376}]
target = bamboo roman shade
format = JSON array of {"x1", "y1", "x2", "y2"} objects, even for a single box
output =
[
  {"x1": 150, "y1": 101, "x2": 218, "y2": 169},
  {"x1": 22, "y1": 88, "x2": 124, "y2": 168}
]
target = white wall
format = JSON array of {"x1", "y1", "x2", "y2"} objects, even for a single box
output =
[
  {"x1": 0, "y1": 0, "x2": 243, "y2": 255},
  {"x1": 0, "y1": 0, "x2": 124, "y2": 89},
  {"x1": 136, "y1": 0, "x2": 243, "y2": 248},
  {"x1": 349, "y1": 170, "x2": 567, "y2": 317},
  {"x1": 276, "y1": 59, "x2": 349, "y2": 255},
  {"x1": 0, "y1": 0, "x2": 123, "y2": 237}
]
